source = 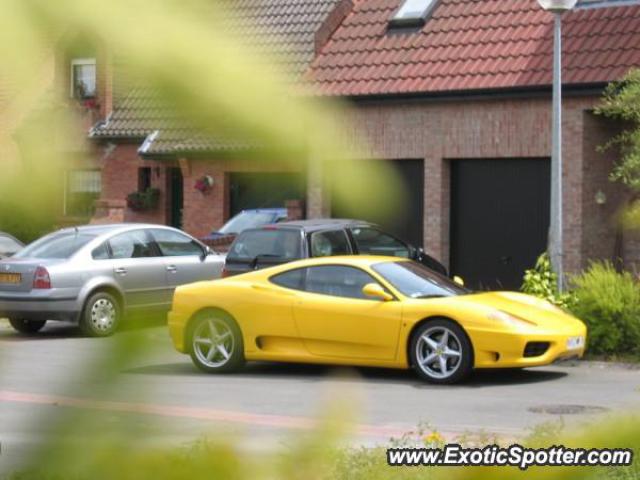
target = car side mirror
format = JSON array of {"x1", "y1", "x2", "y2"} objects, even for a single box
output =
[
  {"x1": 453, "y1": 275, "x2": 465, "y2": 287},
  {"x1": 362, "y1": 283, "x2": 394, "y2": 302}
]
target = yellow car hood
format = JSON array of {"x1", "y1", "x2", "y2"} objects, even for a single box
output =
[{"x1": 457, "y1": 291, "x2": 585, "y2": 333}]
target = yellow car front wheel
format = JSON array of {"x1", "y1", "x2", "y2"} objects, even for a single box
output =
[
  {"x1": 409, "y1": 319, "x2": 473, "y2": 384},
  {"x1": 189, "y1": 312, "x2": 245, "y2": 373}
]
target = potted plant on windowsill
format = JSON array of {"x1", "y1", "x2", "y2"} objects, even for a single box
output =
[
  {"x1": 74, "y1": 82, "x2": 100, "y2": 111},
  {"x1": 126, "y1": 188, "x2": 160, "y2": 212}
]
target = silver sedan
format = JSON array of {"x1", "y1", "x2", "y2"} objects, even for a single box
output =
[{"x1": 0, "y1": 224, "x2": 224, "y2": 336}]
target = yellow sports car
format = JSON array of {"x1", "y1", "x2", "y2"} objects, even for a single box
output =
[{"x1": 168, "y1": 256, "x2": 586, "y2": 384}]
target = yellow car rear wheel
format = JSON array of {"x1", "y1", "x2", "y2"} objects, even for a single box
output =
[
  {"x1": 189, "y1": 311, "x2": 245, "y2": 373},
  {"x1": 409, "y1": 319, "x2": 473, "y2": 384}
]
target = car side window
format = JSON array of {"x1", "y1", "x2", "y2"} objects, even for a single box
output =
[
  {"x1": 305, "y1": 266, "x2": 378, "y2": 300},
  {"x1": 351, "y1": 228, "x2": 410, "y2": 258},
  {"x1": 91, "y1": 242, "x2": 110, "y2": 260},
  {"x1": 109, "y1": 230, "x2": 157, "y2": 259},
  {"x1": 310, "y1": 230, "x2": 351, "y2": 257},
  {"x1": 270, "y1": 268, "x2": 306, "y2": 291},
  {"x1": 150, "y1": 229, "x2": 203, "y2": 257}
]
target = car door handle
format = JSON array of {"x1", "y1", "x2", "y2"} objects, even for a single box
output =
[
  {"x1": 114, "y1": 267, "x2": 127, "y2": 275},
  {"x1": 166, "y1": 265, "x2": 177, "y2": 273}
]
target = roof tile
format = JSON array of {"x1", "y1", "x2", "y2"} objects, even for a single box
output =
[
  {"x1": 92, "y1": 0, "x2": 345, "y2": 154},
  {"x1": 307, "y1": 0, "x2": 640, "y2": 96}
]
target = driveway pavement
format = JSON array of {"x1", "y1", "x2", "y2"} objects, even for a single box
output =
[{"x1": 1, "y1": 319, "x2": 639, "y2": 474}]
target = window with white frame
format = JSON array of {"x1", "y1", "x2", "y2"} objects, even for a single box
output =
[
  {"x1": 65, "y1": 169, "x2": 101, "y2": 217},
  {"x1": 389, "y1": 0, "x2": 438, "y2": 28},
  {"x1": 71, "y1": 58, "x2": 96, "y2": 99}
]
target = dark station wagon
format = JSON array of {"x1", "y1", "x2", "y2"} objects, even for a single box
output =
[{"x1": 223, "y1": 219, "x2": 448, "y2": 277}]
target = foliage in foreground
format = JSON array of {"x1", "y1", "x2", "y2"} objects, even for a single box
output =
[{"x1": 5, "y1": 416, "x2": 639, "y2": 480}]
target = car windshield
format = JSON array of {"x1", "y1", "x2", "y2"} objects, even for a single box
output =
[
  {"x1": 227, "y1": 229, "x2": 301, "y2": 261},
  {"x1": 218, "y1": 211, "x2": 277, "y2": 235},
  {"x1": 372, "y1": 261, "x2": 469, "y2": 298},
  {"x1": 15, "y1": 232, "x2": 96, "y2": 259},
  {"x1": 0, "y1": 235, "x2": 22, "y2": 256}
]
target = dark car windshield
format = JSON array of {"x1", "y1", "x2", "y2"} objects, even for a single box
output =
[
  {"x1": 218, "y1": 211, "x2": 278, "y2": 235},
  {"x1": 372, "y1": 261, "x2": 469, "y2": 298},
  {"x1": 15, "y1": 232, "x2": 96, "y2": 259},
  {"x1": 227, "y1": 229, "x2": 302, "y2": 261}
]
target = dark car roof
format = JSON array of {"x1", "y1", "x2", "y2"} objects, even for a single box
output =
[{"x1": 253, "y1": 219, "x2": 375, "y2": 233}]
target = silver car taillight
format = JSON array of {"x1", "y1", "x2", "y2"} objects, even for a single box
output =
[{"x1": 33, "y1": 266, "x2": 51, "y2": 289}]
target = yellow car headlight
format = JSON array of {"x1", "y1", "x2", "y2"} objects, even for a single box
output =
[{"x1": 487, "y1": 310, "x2": 536, "y2": 329}]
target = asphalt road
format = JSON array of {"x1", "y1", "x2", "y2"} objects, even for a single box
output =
[{"x1": 1, "y1": 319, "x2": 639, "y2": 475}]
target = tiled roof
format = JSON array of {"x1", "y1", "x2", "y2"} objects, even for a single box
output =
[
  {"x1": 91, "y1": 0, "x2": 346, "y2": 153},
  {"x1": 224, "y1": 0, "x2": 348, "y2": 75},
  {"x1": 306, "y1": 0, "x2": 640, "y2": 96}
]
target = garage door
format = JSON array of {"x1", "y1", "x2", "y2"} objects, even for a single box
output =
[
  {"x1": 229, "y1": 172, "x2": 306, "y2": 217},
  {"x1": 450, "y1": 159, "x2": 550, "y2": 290},
  {"x1": 331, "y1": 159, "x2": 424, "y2": 247}
]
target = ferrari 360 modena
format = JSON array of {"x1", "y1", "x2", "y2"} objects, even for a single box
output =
[{"x1": 168, "y1": 256, "x2": 586, "y2": 384}]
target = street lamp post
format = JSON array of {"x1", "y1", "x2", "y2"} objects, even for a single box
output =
[{"x1": 537, "y1": 0, "x2": 577, "y2": 292}]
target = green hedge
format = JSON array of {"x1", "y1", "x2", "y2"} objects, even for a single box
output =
[
  {"x1": 571, "y1": 262, "x2": 640, "y2": 356},
  {"x1": 523, "y1": 255, "x2": 640, "y2": 357}
]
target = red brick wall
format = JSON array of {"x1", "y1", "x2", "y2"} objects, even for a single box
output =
[
  {"x1": 98, "y1": 148, "x2": 303, "y2": 238},
  {"x1": 179, "y1": 160, "x2": 227, "y2": 238},
  {"x1": 582, "y1": 113, "x2": 633, "y2": 268},
  {"x1": 99, "y1": 94, "x2": 629, "y2": 276},
  {"x1": 181, "y1": 157, "x2": 302, "y2": 238},
  {"x1": 97, "y1": 143, "x2": 169, "y2": 225},
  {"x1": 308, "y1": 95, "x2": 616, "y2": 274}
]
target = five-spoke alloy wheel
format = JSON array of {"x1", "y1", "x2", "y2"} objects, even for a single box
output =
[
  {"x1": 189, "y1": 312, "x2": 244, "y2": 373},
  {"x1": 410, "y1": 319, "x2": 473, "y2": 384}
]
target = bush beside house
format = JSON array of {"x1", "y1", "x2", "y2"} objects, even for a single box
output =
[
  {"x1": 571, "y1": 262, "x2": 640, "y2": 356},
  {"x1": 523, "y1": 254, "x2": 640, "y2": 358}
]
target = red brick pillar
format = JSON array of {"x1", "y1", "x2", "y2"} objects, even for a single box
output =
[
  {"x1": 180, "y1": 159, "x2": 227, "y2": 238},
  {"x1": 306, "y1": 158, "x2": 331, "y2": 218},
  {"x1": 424, "y1": 157, "x2": 450, "y2": 269}
]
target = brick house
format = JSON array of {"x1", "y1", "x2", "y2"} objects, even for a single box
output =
[
  {"x1": 1, "y1": 32, "x2": 112, "y2": 228},
  {"x1": 87, "y1": 0, "x2": 640, "y2": 289},
  {"x1": 88, "y1": 0, "x2": 351, "y2": 237},
  {"x1": 303, "y1": 0, "x2": 640, "y2": 288}
]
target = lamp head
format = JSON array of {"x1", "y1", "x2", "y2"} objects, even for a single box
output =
[{"x1": 537, "y1": 0, "x2": 578, "y2": 12}]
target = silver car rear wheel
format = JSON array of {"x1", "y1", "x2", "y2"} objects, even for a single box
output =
[{"x1": 81, "y1": 292, "x2": 121, "y2": 337}]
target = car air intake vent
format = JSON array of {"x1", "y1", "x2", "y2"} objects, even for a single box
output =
[{"x1": 524, "y1": 342, "x2": 550, "y2": 358}]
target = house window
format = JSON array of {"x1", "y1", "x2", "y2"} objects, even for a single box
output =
[
  {"x1": 65, "y1": 169, "x2": 101, "y2": 217},
  {"x1": 389, "y1": 0, "x2": 438, "y2": 28},
  {"x1": 138, "y1": 167, "x2": 152, "y2": 192},
  {"x1": 71, "y1": 58, "x2": 96, "y2": 99}
]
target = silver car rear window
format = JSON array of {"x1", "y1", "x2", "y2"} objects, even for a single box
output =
[{"x1": 15, "y1": 233, "x2": 96, "y2": 259}]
